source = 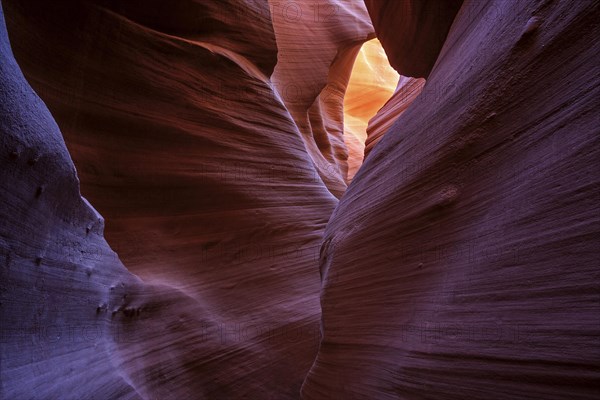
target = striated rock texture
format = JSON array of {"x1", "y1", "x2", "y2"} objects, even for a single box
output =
[
  {"x1": 359, "y1": 0, "x2": 461, "y2": 160},
  {"x1": 303, "y1": 0, "x2": 600, "y2": 399},
  {"x1": 363, "y1": 76, "x2": 425, "y2": 159},
  {"x1": 269, "y1": 0, "x2": 374, "y2": 192},
  {"x1": 0, "y1": 4, "x2": 141, "y2": 397},
  {"x1": 0, "y1": 0, "x2": 370, "y2": 398},
  {"x1": 2, "y1": 0, "x2": 599, "y2": 398}
]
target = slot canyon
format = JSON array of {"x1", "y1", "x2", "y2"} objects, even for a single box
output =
[{"x1": 0, "y1": 0, "x2": 598, "y2": 399}]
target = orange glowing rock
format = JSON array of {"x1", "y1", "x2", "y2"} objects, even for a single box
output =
[{"x1": 343, "y1": 38, "x2": 399, "y2": 180}]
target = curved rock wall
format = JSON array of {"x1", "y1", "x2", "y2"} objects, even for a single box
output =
[
  {"x1": 303, "y1": 0, "x2": 600, "y2": 398},
  {"x1": 364, "y1": 0, "x2": 463, "y2": 78},
  {"x1": 1, "y1": 0, "x2": 371, "y2": 398},
  {"x1": 269, "y1": 0, "x2": 374, "y2": 193},
  {"x1": 364, "y1": 76, "x2": 425, "y2": 159},
  {"x1": 0, "y1": 3, "x2": 141, "y2": 397},
  {"x1": 2, "y1": 0, "x2": 599, "y2": 398}
]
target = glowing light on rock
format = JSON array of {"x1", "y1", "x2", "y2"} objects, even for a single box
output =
[{"x1": 343, "y1": 38, "x2": 399, "y2": 181}]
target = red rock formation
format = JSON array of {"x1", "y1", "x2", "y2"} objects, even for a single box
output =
[
  {"x1": 364, "y1": 0, "x2": 463, "y2": 78},
  {"x1": 1, "y1": 0, "x2": 370, "y2": 397},
  {"x1": 364, "y1": 76, "x2": 425, "y2": 159},
  {"x1": 269, "y1": 0, "x2": 374, "y2": 194},
  {"x1": 302, "y1": 0, "x2": 600, "y2": 398},
  {"x1": 2, "y1": 0, "x2": 599, "y2": 398},
  {"x1": 358, "y1": 0, "x2": 462, "y2": 159}
]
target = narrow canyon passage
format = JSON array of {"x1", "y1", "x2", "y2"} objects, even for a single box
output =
[
  {"x1": 343, "y1": 38, "x2": 401, "y2": 181},
  {"x1": 1, "y1": 1, "x2": 599, "y2": 399}
]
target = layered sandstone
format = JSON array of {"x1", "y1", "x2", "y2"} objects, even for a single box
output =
[
  {"x1": 1, "y1": 0, "x2": 599, "y2": 399},
  {"x1": 363, "y1": 76, "x2": 425, "y2": 159},
  {"x1": 1, "y1": 0, "x2": 372, "y2": 398},
  {"x1": 303, "y1": 0, "x2": 600, "y2": 398}
]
